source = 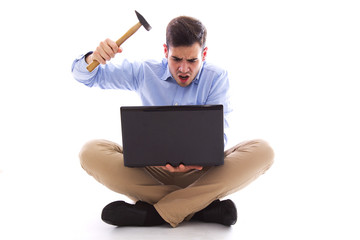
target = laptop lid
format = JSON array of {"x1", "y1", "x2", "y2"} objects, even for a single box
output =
[{"x1": 120, "y1": 105, "x2": 224, "y2": 167}]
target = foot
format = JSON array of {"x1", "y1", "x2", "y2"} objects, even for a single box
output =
[
  {"x1": 192, "y1": 199, "x2": 237, "y2": 226},
  {"x1": 101, "y1": 201, "x2": 166, "y2": 227}
]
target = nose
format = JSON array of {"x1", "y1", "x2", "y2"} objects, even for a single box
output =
[{"x1": 178, "y1": 61, "x2": 189, "y2": 73}]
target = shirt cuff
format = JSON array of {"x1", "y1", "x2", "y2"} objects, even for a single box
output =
[
  {"x1": 73, "y1": 52, "x2": 97, "y2": 72},
  {"x1": 78, "y1": 51, "x2": 93, "y2": 69},
  {"x1": 71, "y1": 51, "x2": 99, "y2": 84}
]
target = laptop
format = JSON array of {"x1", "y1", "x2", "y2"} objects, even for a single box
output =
[{"x1": 120, "y1": 105, "x2": 224, "y2": 167}]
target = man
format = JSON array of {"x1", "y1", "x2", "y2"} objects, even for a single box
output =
[{"x1": 71, "y1": 16, "x2": 274, "y2": 228}]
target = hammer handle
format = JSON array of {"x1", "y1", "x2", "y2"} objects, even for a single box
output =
[{"x1": 86, "y1": 22, "x2": 142, "y2": 72}]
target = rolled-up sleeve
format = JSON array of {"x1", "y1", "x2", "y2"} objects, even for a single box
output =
[{"x1": 71, "y1": 53, "x2": 141, "y2": 91}]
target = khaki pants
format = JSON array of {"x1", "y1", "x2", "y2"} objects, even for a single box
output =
[{"x1": 79, "y1": 139, "x2": 274, "y2": 227}]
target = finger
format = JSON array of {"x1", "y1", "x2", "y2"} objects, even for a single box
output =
[
  {"x1": 165, "y1": 164, "x2": 175, "y2": 172},
  {"x1": 99, "y1": 41, "x2": 115, "y2": 60},
  {"x1": 187, "y1": 165, "x2": 203, "y2": 170},
  {"x1": 92, "y1": 50, "x2": 106, "y2": 64},
  {"x1": 104, "y1": 38, "x2": 120, "y2": 57},
  {"x1": 105, "y1": 38, "x2": 118, "y2": 51},
  {"x1": 94, "y1": 45, "x2": 109, "y2": 64}
]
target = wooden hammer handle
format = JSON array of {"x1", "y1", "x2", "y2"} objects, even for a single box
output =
[{"x1": 86, "y1": 22, "x2": 142, "y2": 72}]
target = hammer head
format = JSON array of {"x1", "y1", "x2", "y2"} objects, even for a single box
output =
[{"x1": 135, "y1": 10, "x2": 152, "y2": 31}]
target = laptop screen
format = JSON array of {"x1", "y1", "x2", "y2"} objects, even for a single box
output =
[{"x1": 120, "y1": 105, "x2": 224, "y2": 167}]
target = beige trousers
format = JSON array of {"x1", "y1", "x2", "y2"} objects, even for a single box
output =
[{"x1": 79, "y1": 139, "x2": 274, "y2": 227}]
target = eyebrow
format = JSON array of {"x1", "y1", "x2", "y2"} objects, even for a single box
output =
[
  {"x1": 187, "y1": 58, "x2": 198, "y2": 62},
  {"x1": 172, "y1": 56, "x2": 198, "y2": 62}
]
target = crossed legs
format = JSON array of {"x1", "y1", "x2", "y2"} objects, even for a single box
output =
[{"x1": 79, "y1": 139, "x2": 274, "y2": 227}]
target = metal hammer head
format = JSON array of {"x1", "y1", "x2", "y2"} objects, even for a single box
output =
[{"x1": 135, "y1": 10, "x2": 152, "y2": 31}]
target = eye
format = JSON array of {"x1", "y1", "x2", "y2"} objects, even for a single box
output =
[
  {"x1": 172, "y1": 57, "x2": 182, "y2": 62},
  {"x1": 187, "y1": 58, "x2": 198, "y2": 63}
]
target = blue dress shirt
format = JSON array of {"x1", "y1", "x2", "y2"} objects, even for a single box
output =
[{"x1": 71, "y1": 55, "x2": 232, "y2": 145}]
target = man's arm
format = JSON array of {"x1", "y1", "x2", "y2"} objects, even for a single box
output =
[
  {"x1": 71, "y1": 38, "x2": 141, "y2": 91},
  {"x1": 205, "y1": 69, "x2": 232, "y2": 146}
]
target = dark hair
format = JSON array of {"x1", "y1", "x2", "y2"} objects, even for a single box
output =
[{"x1": 166, "y1": 16, "x2": 207, "y2": 49}]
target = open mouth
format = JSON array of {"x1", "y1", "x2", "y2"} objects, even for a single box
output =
[{"x1": 178, "y1": 75, "x2": 190, "y2": 83}]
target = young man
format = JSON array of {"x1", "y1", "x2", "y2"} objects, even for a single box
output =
[{"x1": 71, "y1": 16, "x2": 274, "y2": 228}]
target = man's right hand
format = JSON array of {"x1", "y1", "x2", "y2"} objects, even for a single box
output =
[{"x1": 85, "y1": 38, "x2": 123, "y2": 65}]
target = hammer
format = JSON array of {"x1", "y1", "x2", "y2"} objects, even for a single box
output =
[{"x1": 87, "y1": 10, "x2": 152, "y2": 72}]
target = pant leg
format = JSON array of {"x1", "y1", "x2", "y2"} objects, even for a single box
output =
[
  {"x1": 79, "y1": 139, "x2": 180, "y2": 204},
  {"x1": 154, "y1": 139, "x2": 274, "y2": 227}
]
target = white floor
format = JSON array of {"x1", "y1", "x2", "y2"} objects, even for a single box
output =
[
  {"x1": 0, "y1": 162, "x2": 276, "y2": 240},
  {"x1": 1, "y1": 140, "x2": 359, "y2": 240},
  {"x1": 1, "y1": 1, "x2": 360, "y2": 239},
  {"x1": 0, "y1": 150, "x2": 276, "y2": 240},
  {"x1": 0, "y1": 161, "x2": 257, "y2": 240}
]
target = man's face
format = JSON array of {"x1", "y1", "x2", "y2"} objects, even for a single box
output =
[{"x1": 164, "y1": 43, "x2": 208, "y2": 87}]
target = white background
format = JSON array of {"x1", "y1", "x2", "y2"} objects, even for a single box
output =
[{"x1": 0, "y1": 0, "x2": 359, "y2": 239}]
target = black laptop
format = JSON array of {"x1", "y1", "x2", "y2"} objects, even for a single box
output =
[{"x1": 120, "y1": 105, "x2": 224, "y2": 167}]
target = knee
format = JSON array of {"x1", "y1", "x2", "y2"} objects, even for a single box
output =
[
  {"x1": 79, "y1": 139, "x2": 122, "y2": 169},
  {"x1": 254, "y1": 139, "x2": 275, "y2": 169},
  {"x1": 78, "y1": 139, "x2": 104, "y2": 170},
  {"x1": 230, "y1": 139, "x2": 275, "y2": 169}
]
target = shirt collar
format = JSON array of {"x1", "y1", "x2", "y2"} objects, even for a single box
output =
[{"x1": 160, "y1": 58, "x2": 204, "y2": 85}]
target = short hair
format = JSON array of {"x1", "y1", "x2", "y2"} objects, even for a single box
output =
[{"x1": 166, "y1": 16, "x2": 207, "y2": 49}]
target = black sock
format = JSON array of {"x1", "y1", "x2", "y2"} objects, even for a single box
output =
[
  {"x1": 101, "y1": 200, "x2": 166, "y2": 227},
  {"x1": 192, "y1": 199, "x2": 237, "y2": 226},
  {"x1": 192, "y1": 199, "x2": 221, "y2": 221},
  {"x1": 135, "y1": 201, "x2": 166, "y2": 226}
]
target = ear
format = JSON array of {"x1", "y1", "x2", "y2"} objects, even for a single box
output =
[
  {"x1": 163, "y1": 44, "x2": 168, "y2": 58},
  {"x1": 202, "y1": 47, "x2": 208, "y2": 61}
]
